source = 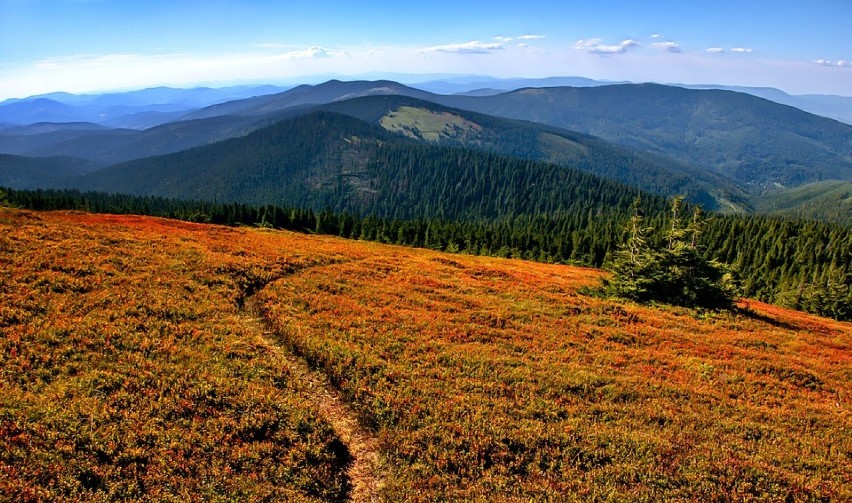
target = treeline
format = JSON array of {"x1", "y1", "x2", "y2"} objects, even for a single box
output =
[
  {"x1": 0, "y1": 187, "x2": 632, "y2": 266},
  {"x1": 2, "y1": 187, "x2": 849, "y2": 320}
]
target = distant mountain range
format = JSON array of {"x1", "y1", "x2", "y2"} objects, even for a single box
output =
[
  {"x1": 409, "y1": 76, "x2": 852, "y2": 126},
  {"x1": 0, "y1": 85, "x2": 290, "y2": 129},
  {"x1": 433, "y1": 84, "x2": 852, "y2": 190},
  {"x1": 1, "y1": 78, "x2": 850, "y2": 224}
]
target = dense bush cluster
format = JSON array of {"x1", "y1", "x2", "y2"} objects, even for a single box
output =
[{"x1": 604, "y1": 197, "x2": 737, "y2": 309}]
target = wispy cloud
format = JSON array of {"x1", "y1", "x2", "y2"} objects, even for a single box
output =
[
  {"x1": 574, "y1": 38, "x2": 639, "y2": 55},
  {"x1": 253, "y1": 44, "x2": 347, "y2": 59},
  {"x1": 494, "y1": 34, "x2": 545, "y2": 44},
  {"x1": 651, "y1": 33, "x2": 662, "y2": 39},
  {"x1": 651, "y1": 41, "x2": 682, "y2": 53},
  {"x1": 706, "y1": 47, "x2": 725, "y2": 53},
  {"x1": 815, "y1": 59, "x2": 850, "y2": 67},
  {"x1": 33, "y1": 53, "x2": 187, "y2": 70},
  {"x1": 281, "y1": 46, "x2": 332, "y2": 59},
  {"x1": 730, "y1": 47, "x2": 753, "y2": 54},
  {"x1": 421, "y1": 41, "x2": 504, "y2": 54}
]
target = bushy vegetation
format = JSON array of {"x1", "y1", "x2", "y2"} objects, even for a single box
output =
[
  {"x1": 2, "y1": 207, "x2": 850, "y2": 500},
  {"x1": 256, "y1": 233, "x2": 852, "y2": 501},
  {"x1": 0, "y1": 208, "x2": 351, "y2": 501},
  {"x1": 604, "y1": 197, "x2": 737, "y2": 309}
]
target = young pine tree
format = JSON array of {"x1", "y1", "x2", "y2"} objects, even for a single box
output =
[
  {"x1": 605, "y1": 196, "x2": 737, "y2": 309},
  {"x1": 603, "y1": 197, "x2": 661, "y2": 302}
]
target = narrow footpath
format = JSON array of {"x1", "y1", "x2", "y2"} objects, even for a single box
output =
[{"x1": 241, "y1": 296, "x2": 386, "y2": 503}]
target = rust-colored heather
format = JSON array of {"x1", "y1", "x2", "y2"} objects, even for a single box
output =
[
  {"x1": 0, "y1": 209, "x2": 352, "y2": 501},
  {"x1": 256, "y1": 244, "x2": 852, "y2": 501},
  {"x1": 2, "y1": 208, "x2": 850, "y2": 501}
]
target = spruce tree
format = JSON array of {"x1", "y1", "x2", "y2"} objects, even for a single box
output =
[
  {"x1": 603, "y1": 196, "x2": 659, "y2": 301},
  {"x1": 604, "y1": 196, "x2": 737, "y2": 309}
]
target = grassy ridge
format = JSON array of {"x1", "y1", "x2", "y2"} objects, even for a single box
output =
[
  {"x1": 2, "y1": 208, "x2": 850, "y2": 500},
  {"x1": 0, "y1": 209, "x2": 351, "y2": 501},
  {"x1": 257, "y1": 244, "x2": 852, "y2": 500}
]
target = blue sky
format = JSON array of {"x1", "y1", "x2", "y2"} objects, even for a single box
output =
[{"x1": 1, "y1": 0, "x2": 850, "y2": 99}]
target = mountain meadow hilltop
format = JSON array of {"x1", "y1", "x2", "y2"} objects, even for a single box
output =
[{"x1": 1, "y1": 207, "x2": 849, "y2": 501}]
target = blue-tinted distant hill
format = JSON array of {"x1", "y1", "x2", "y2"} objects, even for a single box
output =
[{"x1": 0, "y1": 85, "x2": 289, "y2": 129}]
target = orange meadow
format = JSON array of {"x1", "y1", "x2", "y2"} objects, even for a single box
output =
[{"x1": 2, "y1": 208, "x2": 850, "y2": 501}]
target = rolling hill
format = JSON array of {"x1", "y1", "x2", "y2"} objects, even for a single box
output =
[
  {"x1": 3, "y1": 206, "x2": 849, "y2": 500},
  {"x1": 180, "y1": 79, "x2": 435, "y2": 121},
  {"x1": 60, "y1": 111, "x2": 663, "y2": 221},
  {"x1": 436, "y1": 83, "x2": 852, "y2": 190},
  {"x1": 0, "y1": 153, "x2": 102, "y2": 188},
  {"x1": 0, "y1": 85, "x2": 290, "y2": 129},
  {"x1": 752, "y1": 180, "x2": 852, "y2": 223},
  {"x1": 3, "y1": 79, "x2": 851, "y2": 220},
  {"x1": 319, "y1": 95, "x2": 747, "y2": 211}
]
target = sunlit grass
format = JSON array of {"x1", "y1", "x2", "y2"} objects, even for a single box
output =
[
  {"x1": 0, "y1": 209, "x2": 351, "y2": 501},
  {"x1": 258, "y1": 245, "x2": 851, "y2": 501},
  {"x1": 2, "y1": 207, "x2": 849, "y2": 501}
]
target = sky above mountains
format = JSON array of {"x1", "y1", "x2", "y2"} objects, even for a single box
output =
[{"x1": 1, "y1": 0, "x2": 850, "y2": 100}]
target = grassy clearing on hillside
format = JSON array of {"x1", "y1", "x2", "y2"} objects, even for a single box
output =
[
  {"x1": 379, "y1": 106, "x2": 482, "y2": 142},
  {"x1": 753, "y1": 180, "x2": 852, "y2": 225},
  {"x1": 1, "y1": 208, "x2": 850, "y2": 501}
]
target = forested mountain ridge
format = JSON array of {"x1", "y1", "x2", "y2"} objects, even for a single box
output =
[
  {"x1": 0, "y1": 154, "x2": 102, "y2": 189},
  {"x1": 2, "y1": 79, "x2": 851, "y2": 223},
  {"x1": 0, "y1": 110, "x2": 305, "y2": 166},
  {"x1": 2, "y1": 92, "x2": 747, "y2": 210},
  {"x1": 319, "y1": 95, "x2": 747, "y2": 211},
  {"x1": 180, "y1": 79, "x2": 435, "y2": 121},
  {"x1": 436, "y1": 83, "x2": 852, "y2": 189},
  {"x1": 752, "y1": 180, "x2": 852, "y2": 224},
  {"x1": 60, "y1": 111, "x2": 664, "y2": 222},
  {"x1": 0, "y1": 84, "x2": 290, "y2": 128}
]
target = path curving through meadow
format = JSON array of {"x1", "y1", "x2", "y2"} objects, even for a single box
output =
[{"x1": 241, "y1": 296, "x2": 386, "y2": 502}]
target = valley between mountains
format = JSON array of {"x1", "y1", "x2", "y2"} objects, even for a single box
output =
[{"x1": 2, "y1": 208, "x2": 849, "y2": 501}]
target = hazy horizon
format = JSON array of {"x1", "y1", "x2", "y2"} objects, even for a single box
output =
[{"x1": 1, "y1": 1, "x2": 850, "y2": 100}]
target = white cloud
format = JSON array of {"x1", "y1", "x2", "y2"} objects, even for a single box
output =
[
  {"x1": 731, "y1": 47, "x2": 753, "y2": 54},
  {"x1": 651, "y1": 41, "x2": 682, "y2": 53},
  {"x1": 421, "y1": 41, "x2": 504, "y2": 54},
  {"x1": 494, "y1": 35, "x2": 546, "y2": 47},
  {"x1": 281, "y1": 46, "x2": 332, "y2": 59},
  {"x1": 816, "y1": 58, "x2": 850, "y2": 67},
  {"x1": 574, "y1": 38, "x2": 639, "y2": 55},
  {"x1": 651, "y1": 33, "x2": 662, "y2": 39},
  {"x1": 706, "y1": 47, "x2": 725, "y2": 53}
]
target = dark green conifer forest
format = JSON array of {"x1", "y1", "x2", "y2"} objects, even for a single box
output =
[{"x1": 4, "y1": 187, "x2": 849, "y2": 320}]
